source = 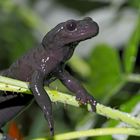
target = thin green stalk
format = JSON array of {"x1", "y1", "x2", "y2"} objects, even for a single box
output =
[
  {"x1": 126, "y1": 74, "x2": 140, "y2": 83},
  {"x1": 0, "y1": 76, "x2": 28, "y2": 88},
  {"x1": 96, "y1": 104, "x2": 140, "y2": 128},
  {"x1": 31, "y1": 127, "x2": 140, "y2": 140},
  {"x1": 1, "y1": 76, "x2": 140, "y2": 129},
  {"x1": 54, "y1": 127, "x2": 140, "y2": 139}
]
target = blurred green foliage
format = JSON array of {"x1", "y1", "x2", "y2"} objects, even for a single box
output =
[
  {"x1": 87, "y1": 44, "x2": 122, "y2": 100},
  {"x1": 0, "y1": 0, "x2": 140, "y2": 140},
  {"x1": 0, "y1": 0, "x2": 40, "y2": 68},
  {"x1": 124, "y1": 19, "x2": 140, "y2": 74}
]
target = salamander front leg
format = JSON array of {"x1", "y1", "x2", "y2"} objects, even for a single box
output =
[
  {"x1": 56, "y1": 70, "x2": 97, "y2": 112},
  {"x1": 30, "y1": 71, "x2": 54, "y2": 136}
]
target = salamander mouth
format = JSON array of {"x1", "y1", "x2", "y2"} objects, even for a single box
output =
[
  {"x1": 69, "y1": 24, "x2": 99, "y2": 44},
  {"x1": 68, "y1": 41, "x2": 79, "y2": 47}
]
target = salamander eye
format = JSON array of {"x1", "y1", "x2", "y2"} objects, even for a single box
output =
[{"x1": 66, "y1": 21, "x2": 77, "y2": 31}]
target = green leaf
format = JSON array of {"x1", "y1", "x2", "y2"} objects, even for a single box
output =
[
  {"x1": 123, "y1": 18, "x2": 140, "y2": 74},
  {"x1": 128, "y1": 0, "x2": 140, "y2": 9},
  {"x1": 120, "y1": 93, "x2": 140, "y2": 113},
  {"x1": 87, "y1": 44, "x2": 122, "y2": 100},
  {"x1": 94, "y1": 135, "x2": 112, "y2": 140}
]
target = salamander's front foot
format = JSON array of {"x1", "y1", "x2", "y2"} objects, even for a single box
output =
[{"x1": 76, "y1": 93, "x2": 97, "y2": 112}]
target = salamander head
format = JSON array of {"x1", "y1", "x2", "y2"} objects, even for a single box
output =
[{"x1": 42, "y1": 17, "x2": 99, "y2": 47}]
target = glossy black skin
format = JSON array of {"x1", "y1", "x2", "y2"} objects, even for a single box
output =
[{"x1": 0, "y1": 17, "x2": 99, "y2": 137}]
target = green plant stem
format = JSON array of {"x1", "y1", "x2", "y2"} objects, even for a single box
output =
[
  {"x1": 53, "y1": 127, "x2": 140, "y2": 140},
  {"x1": 31, "y1": 127, "x2": 140, "y2": 140},
  {"x1": 126, "y1": 74, "x2": 140, "y2": 83},
  {"x1": 1, "y1": 76, "x2": 140, "y2": 129}
]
